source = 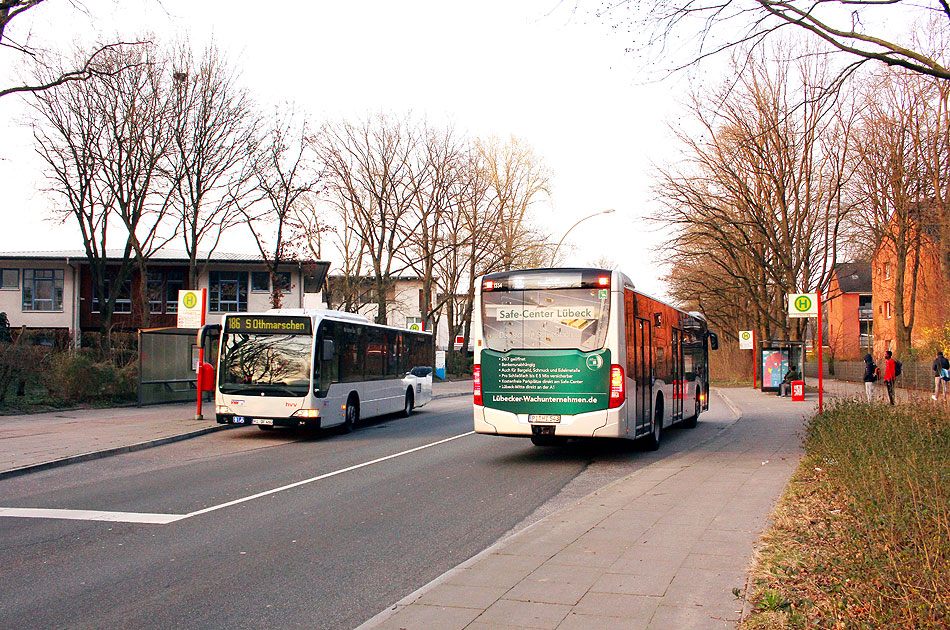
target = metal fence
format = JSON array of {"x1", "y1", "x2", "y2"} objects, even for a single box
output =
[{"x1": 804, "y1": 360, "x2": 939, "y2": 392}]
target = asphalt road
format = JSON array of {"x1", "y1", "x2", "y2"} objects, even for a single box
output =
[{"x1": 0, "y1": 396, "x2": 726, "y2": 630}]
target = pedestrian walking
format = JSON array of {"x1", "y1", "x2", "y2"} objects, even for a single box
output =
[
  {"x1": 882, "y1": 350, "x2": 897, "y2": 405},
  {"x1": 933, "y1": 350, "x2": 950, "y2": 401},
  {"x1": 862, "y1": 353, "x2": 878, "y2": 402}
]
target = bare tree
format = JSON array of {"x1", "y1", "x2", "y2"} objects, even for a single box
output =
[
  {"x1": 242, "y1": 109, "x2": 321, "y2": 308},
  {"x1": 654, "y1": 47, "x2": 855, "y2": 341},
  {"x1": 847, "y1": 66, "x2": 945, "y2": 354},
  {"x1": 168, "y1": 42, "x2": 261, "y2": 288},
  {"x1": 92, "y1": 42, "x2": 178, "y2": 328},
  {"x1": 30, "y1": 42, "x2": 172, "y2": 347},
  {"x1": 314, "y1": 113, "x2": 419, "y2": 324},
  {"x1": 1, "y1": 1, "x2": 149, "y2": 98},
  {"x1": 583, "y1": 0, "x2": 950, "y2": 81},
  {"x1": 398, "y1": 122, "x2": 468, "y2": 334},
  {"x1": 478, "y1": 135, "x2": 552, "y2": 271}
]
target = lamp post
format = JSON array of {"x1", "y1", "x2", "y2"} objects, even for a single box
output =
[{"x1": 549, "y1": 208, "x2": 616, "y2": 266}]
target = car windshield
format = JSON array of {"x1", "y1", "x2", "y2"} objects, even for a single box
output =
[{"x1": 219, "y1": 332, "x2": 312, "y2": 396}]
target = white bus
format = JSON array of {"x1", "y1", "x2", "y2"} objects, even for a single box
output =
[
  {"x1": 209, "y1": 309, "x2": 434, "y2": 431},
  {"x1": 473, "y1": 268, "x2": 718, "y2": 447}
]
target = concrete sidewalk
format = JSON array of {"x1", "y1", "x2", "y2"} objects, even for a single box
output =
[
  {"x1": 0, "y1": 379, "x2": 473, "y2": 479},
  {"x1": 358, "y1": 387, "x2": 812, "y2": 630}
]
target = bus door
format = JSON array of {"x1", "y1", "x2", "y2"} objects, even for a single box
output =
[
  {"x1": 672, "y1": 328, "x2": 684, "y2": 421},
  {"x1": 634, "y1": 317, "x2": 652, "y2": 433}
]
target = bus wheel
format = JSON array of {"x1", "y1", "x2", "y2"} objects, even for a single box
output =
[
  {"x1": 643, "y1": 398, "x2": 663, "y2": 451},
  {"x1": 401, "y1": 388, "x2": 414, "y2": 417},
  {"x1": 342, "y1": 396, "x2": 359, "y2": 433},
  {"x1": 683, "y1": 389, "x2": 700, "y2": 429}
]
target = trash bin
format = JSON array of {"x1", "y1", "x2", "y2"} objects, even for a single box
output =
[{"x1": 792, "y1": 380, "x2": 805, "y2": 401}]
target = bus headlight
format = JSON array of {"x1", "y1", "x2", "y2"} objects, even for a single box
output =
[
  {"x1": 291, "y1": 409, "x2": 320, "y2": 418},
  {"x1": 216, "y1": 405, "x2": 231, "y2": 414}
]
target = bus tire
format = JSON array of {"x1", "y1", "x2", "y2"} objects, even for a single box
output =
[
  {"x1": 342, "y1": 395, "x2": 359, "y2": 433},
  {"x1": 401, "y1": 388, "x2": 414, "y2": 417},
  {"x1": 643, "y1": 396, "x2": 663, "y2": 451},
  {"x1": 683, "y1": 389, "x2": 700, "y2": 429}
]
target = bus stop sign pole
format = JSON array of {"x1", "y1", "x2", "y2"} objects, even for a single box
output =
[
  {"x1": 196, "y1": 289, "x2": 207, "y2": 420},
  {"x1": 817, "y1": 294, "x2": 823, "y2": 413}
]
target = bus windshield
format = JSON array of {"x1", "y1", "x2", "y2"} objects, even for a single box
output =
[
  {"x1": 481, "y1": 285, "x2": 610, "y2": 352},
  {"x1": 219, "y1": 331, "x2": 313, "y2": 396}
]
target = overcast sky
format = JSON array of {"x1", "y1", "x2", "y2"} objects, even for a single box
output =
[{"x1": 0, "y1": 0, "x2": 700, "y2": 298}]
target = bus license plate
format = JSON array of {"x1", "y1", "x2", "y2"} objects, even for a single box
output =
[
  {"x1": 529, "y1": 414, "x2": 561, "y2": 424},
  {"x1": 252, "y1": 418, "x2": 274, "y2": 426}
]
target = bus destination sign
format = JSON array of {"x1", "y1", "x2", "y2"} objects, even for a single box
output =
[{"x1": 226, "y1": 315, "x2": 312, "y2": 335}]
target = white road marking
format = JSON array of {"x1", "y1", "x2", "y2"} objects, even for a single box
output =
[
  {"x1": 0, "y1": 507, "x2": 185, "y2": 524},
  {"x1": 0, "y1": 431, "x2": 476, "y2": 525}
]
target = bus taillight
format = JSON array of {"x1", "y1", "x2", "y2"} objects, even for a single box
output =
[
  {"x1": 609, "y1": 364, "x2": 624, "y2": 408},
  {"x1": 473, "y1": 365, "x2": 483, "y2": 406}
]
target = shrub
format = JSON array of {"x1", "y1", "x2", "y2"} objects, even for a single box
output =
[
  {"x1": 742, "y1": 399, "x2": 950, "y2": 629},
  {"x1": 0, "y1": 342, "x2": 49, "y2": 402},
  {"x1": 43, "y1": 352, "x2": 137, "y2": 403}
]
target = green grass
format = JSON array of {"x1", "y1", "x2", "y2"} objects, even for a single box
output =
[{"x1": 740, "y1": 399, "x2": 950, "y2": 629}]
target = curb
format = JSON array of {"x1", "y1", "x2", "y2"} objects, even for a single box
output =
[
  {"x1": 0, "y1": 424, "x2": 237, "y2": 481},
  {"x1": 713, "y1": 387, "x2": 743, "y2": 420}
]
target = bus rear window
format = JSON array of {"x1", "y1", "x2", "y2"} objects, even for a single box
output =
[{"x1": 481, "y1": 287, "x2": 610, "y2": 352}]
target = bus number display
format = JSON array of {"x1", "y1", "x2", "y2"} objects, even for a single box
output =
[{"x1": 226, "y1": 316, "x2": 312, "y2": 335}]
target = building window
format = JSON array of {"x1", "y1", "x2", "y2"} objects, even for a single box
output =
[
  {"x1": 1, "y1": 269, "x2": 18, "y2": 290},
  {"x1": 883, "y1": 262, "x2": 891, "y2": 280},
  {"x1": 884, "y1": 301, "x2": 892, "y2": 319},
  {"x1": 274, "y1": 271, "x2": 291, "y2": 293},
  {"x1": 22, "y1": 269, "x2": 64, "y2": 312},
  {"x1": 166, "y1": 271, "x2": 185, "y2": 313},
  {"x1": 251, "y1": 271, "x2": 270, "y2": 293},
  {"x1": 209, "y1": 271, "x2": 247, "y2": 312},
  {"x1": 147, "y1": 272, "x2": 164, "y2": 314},
  {"x1": 92, "y1": 276, "x2": 132, "y2": 313}
]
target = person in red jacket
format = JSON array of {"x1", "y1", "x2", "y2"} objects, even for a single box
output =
[{"x1": 882, "y1": 350, "x2": 897, "y2": 405}]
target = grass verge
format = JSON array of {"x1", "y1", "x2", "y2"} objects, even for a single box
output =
[{"x1": 740, "y1": 399, "x2": 950, "y2": 629}]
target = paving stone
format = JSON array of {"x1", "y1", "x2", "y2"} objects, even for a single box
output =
[
  {"x1": 479, "y1": 599, "x2": 571, "y2": 630},
  {"x1": 573, "y1": 591, "x2": 661, "y2": 620},
  {"x1": 591, "y1": 572, "x2": 674, "y2": 597},
  {"x1": 371, "y1": 604, "x2": 481, "y2": 630},
  {"x1": 414, "y1": 583, "x2": 509, "y2": 609}
]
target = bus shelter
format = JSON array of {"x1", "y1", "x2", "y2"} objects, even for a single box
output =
[
  {"x1": 758, "y1": 340, "x2": 805, "y2": 393},
  {"x1": 138, "y1": 327, "x2": 217, "y2": 406}
]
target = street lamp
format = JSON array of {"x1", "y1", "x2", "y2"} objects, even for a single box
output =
[{"x1": 549, "y1": 208, "x2": 616, "y2": 266}]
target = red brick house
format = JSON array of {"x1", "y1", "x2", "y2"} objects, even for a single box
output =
[
  {"x1": 824, "y1": 262, "x2": 872, "y2": 360},
  {"x1": 871, "y1": 204, "x2": 949, "y2": 355}
]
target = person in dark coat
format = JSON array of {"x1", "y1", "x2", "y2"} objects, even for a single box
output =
[
  {"x1": 933, "y1": 351, "x2": 949, "y2": 401},
  {"x1": 862, "y1": 353, "x2": 877, "y2": 402}
]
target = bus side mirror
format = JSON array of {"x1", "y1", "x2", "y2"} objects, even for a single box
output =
[
  {"x1": 707, "y1": 331, "x2": 719, "y2": 351},
  {"x1": 322, "y1": 339, "x2": 335, "y2": 359}
]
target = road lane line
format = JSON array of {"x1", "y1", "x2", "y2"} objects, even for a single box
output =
[
  {"x1": 0, "y1": 431, "x2": 476, "y2": 525},
  {"x1": 0, "y1": 507, "x2": 186, "y2": 524},
  {"x1": 185, "y1": 431, "x2": 476, "y2": 519}
]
